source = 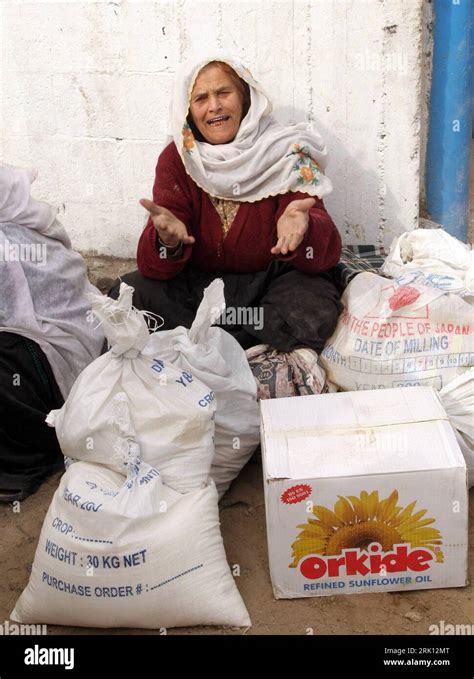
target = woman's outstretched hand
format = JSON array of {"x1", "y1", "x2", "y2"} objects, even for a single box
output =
[
  {"x1": 271, "y1": 197, "x2": 316, "y2": 255},
  {"x1": 140, "y1": 199, "x2": 195, "y2": 247}
]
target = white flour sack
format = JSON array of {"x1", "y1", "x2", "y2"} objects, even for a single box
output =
[
  {"x1": 381, "y1": 229, "x2": 474, "y2": 295},
  {"x1": 439, "y1": 369, "x2": 474, "y2": 487},
  {"x1": 46, "y1": 283, "x2": 216, "y2": 493},
  {"x1": 143, "y1": 279, "x2": 260, "y2": 499},
  {"x1": 320, "y1": 272, "x2": 474, "y2": 392},
  {"x1": 11, "y1": 460, "x2": 251, "y2": 629}
]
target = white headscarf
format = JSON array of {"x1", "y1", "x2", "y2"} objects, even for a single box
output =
[
  {"x1": 0, "y1": 164, "x2": 63, "y2": 240},
  {"x1": 0, "y1": 163, "x2": 104, "y2": 398},
  {"x1": 168, "y1": 53, "x2": 333, "y2": 202}
]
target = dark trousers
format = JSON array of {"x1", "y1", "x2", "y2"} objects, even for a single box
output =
[
  {"x1": 0, "y1": 332, "x2": 64, "y2": 497},
  {"x1": 108, "y1": 261, "x2": 342, "y2": 353}
]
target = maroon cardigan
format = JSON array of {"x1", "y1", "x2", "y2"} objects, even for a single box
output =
[{"x1": 137, "y1": 142, "x2": 342, "y2": 280}]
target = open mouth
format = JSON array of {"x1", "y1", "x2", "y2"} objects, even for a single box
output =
[{"x1": 207, "y1": 115, "x2": 230, "y2": 127}]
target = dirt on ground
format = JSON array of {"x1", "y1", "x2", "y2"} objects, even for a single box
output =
[{"x1": 84, "y1": 255, "x2": 136, "y2": 294}]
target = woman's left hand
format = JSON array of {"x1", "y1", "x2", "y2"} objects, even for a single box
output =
[{"x1": 271, "y1": 197, "x2": 316, "y2": 255}]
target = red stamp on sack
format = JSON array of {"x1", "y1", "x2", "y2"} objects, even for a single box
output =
[
  {"x1": 281, "y1": 484, "x2": 312, "y2": 505},
  {"x1": 388, "y1": 285, "x2": 421, "y2": 311},
  {"x1": 365, "y1": 284, "x2": 429, "y2": 320}
]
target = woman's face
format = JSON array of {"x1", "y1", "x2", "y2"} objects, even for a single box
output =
[{"x1": 189, "y1": 64, "x2": 244, "y2": 144}]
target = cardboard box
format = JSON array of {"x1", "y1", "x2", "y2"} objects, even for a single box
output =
[{"x1": 260, "y1": 387, "x2": 468, "y2": 598}]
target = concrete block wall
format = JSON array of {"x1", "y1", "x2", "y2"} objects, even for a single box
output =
[{"x1": 0, "y1": 0, "x2": 424, "y2": 256}]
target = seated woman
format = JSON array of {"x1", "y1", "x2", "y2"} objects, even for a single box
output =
[
  {"x1": 0, "y1": 164, "x2": 104, "y2": 502},
  {"x1": 110, "y1": 54, "x2": 342, "y2": 353}
]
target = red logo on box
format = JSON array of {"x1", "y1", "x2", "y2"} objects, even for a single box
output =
[{"x1": 281, "y1": 484, "x2": 312, "y2": 505}]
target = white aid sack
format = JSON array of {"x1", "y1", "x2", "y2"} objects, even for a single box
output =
[
  {"x1": 320, "y1": 272, "x2": 474, "y2": 392},
  {"x1": 439, "y1": 369, "x2": 474, "y2": 487},
  {"x1": 10, "y1": 458, "x2": 251, "y2": 629},
  {"x1": 382, "y1": 229, "x2": 474, "y2": 295},
  {"x1": 143, "y1": 279, "x2": 260, "y2": 499},
  {"x1": 46, "y1": 283, "x2": 216, "y2": 494}
]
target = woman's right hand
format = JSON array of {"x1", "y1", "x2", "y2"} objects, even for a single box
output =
[{"x1": 140, "y1": 198, "x2": 195, "y2": 246}]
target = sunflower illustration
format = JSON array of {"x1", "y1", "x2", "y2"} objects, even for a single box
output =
[{"x1": 290, "y1": 490, "x2": 443, "y2": 568}]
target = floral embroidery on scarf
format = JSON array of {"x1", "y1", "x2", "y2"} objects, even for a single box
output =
[
  {"x1": 182, "y1": 122, "x2": 195, "y2": 154},
  {"x1": 286, "y1": 143, "x2": 321, "y2": 186}
]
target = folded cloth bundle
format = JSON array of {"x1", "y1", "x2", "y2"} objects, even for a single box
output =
[{"x1": 245, "y1": 344, "x2": 331, "y2": 399}]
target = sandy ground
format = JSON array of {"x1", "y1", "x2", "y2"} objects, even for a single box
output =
[{"x1": 1, "y1": 456, "x2": 473, "y2": 636}]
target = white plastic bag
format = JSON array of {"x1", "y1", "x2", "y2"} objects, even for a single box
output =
[
  {"x1": 47, "y1": 283, "x2": 216, "y2": 494},
  {"x1": 320, "y1": 272, "x2": 474, "y2": 392},
  {"x1": 143, "y1": 279, "x2": 260, "y2": 499},
  {"x1": 382, "y1": 229, "x2": 474, "y2": 295},
  {"x1": 439, "y1": 369, "x2": 474, "y2": 487},
  {"x1": 11, "y1": 457, "x2": 251, "y2": 629}
]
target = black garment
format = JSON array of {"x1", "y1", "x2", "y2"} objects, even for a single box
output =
[
  {"x1": 0, "y1": 332, "x2": 64, "y2": 499},
  {"x1": 108, "y1": 261, "x2": 342, "y2": 353}
]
